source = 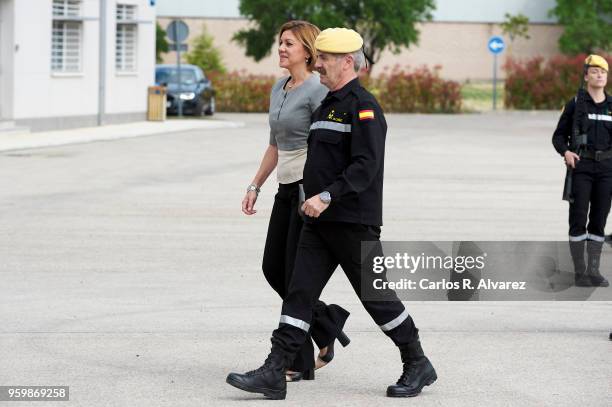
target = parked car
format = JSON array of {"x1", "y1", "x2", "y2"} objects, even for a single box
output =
[{"x1": 155, "y1": 64, "x2": 215, "y2": 116}]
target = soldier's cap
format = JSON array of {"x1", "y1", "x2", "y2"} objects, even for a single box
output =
[
  {"x1": 585, "y1": 54, "x2": 608, "y2": 72},
  {"x1": 314, "y1": 28, "x2": 363, "y2": 54}
]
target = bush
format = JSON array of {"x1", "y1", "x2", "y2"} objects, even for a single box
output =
[
  {"x1": 210, "y1": 65, "x2": 462, "y2": 113},
  {"x1": 209, "y1": 71, "x2": 276, "y2": 113},
  {"x1": 504, "y1": 54, "x2": 612, "y2": 110},
  {"x1": 367, "y1": 65, "x2": 462, "y2": 113}
]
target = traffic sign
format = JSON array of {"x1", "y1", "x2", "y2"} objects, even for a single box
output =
[
  {"x1": 488, "y1": 36, "x2": 505, "y2": 54},
  {"x1": 167, "y1": 20, "x2": 189, "y2": 117},
  {"x1": 167, "y1": 20, "x2": 189, "y2": 43},
  {"x1": 487, "y1": 36, "x2": 505, "y2": 110},
  {"x1": 168, "y1": 43, "x2": 188, "y2": 52}
]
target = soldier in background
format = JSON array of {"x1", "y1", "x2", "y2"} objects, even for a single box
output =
[{"x1": 552, "y1": 54, "x2": 612, "y2": 288}]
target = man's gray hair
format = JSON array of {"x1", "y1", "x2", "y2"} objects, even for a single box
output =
[{"x1": 350, "y1": 50, "x2": 365, "y2": 72}]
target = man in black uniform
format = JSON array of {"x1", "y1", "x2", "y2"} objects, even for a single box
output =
[
  {"x1": 226, "y1": 28, "x2": 437, "y2": 400},
  {"x1": 552, "y1": 54, "x2": 611, "y2": 287}
]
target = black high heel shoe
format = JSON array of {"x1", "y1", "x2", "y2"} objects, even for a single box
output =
[
  {"x1": 285, "y1": 368, "x2": 315, "y2": 382},
  {"x1": 316, "y1": 331, "x2": 350, "y2": 370}
]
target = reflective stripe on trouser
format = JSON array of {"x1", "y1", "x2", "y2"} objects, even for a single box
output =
[
  {"x1": 587, "y1": 233, "x2": 606, "y2": 242},
  {"x1": 569, "y1": 234, "x2": 588, "y2": 242},
  {"x1": 379, "y1": 308, "x2": 410, "y2": 332},
  {"x1": 271, "y1": 222, "x2": 419, "y2": 356},
  {"x1": 279, "y1": 315, "x2": 310, "y2": 332}
]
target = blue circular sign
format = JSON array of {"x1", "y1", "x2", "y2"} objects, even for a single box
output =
[
  {"x1": 488, "y1": 36, "x2": 505, "y2": 54},
  {"x1": 167, "y1": 20, "x2": 189, "y2": 43}
]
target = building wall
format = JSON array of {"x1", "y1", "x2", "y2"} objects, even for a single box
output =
[
  {"x1": 7, "y1": 0, "x2": 155, "y2": 130},
  {"x1": 376, "y1": 22, "x2": 563, "y2": 81},
  {"x1": 156, "y1": 0, "x2": 241, "y2": 19},
  {"x1": 431, "y1": 0, "x2": 557, "y2": 23},
  {"x1": 105, "y1": 0, "x2": 156, "y2": 115},
  {"x1": 13, "y1": 0, "x2": 99, "y2": 121},
  {"x1": 0, "y1": 0, "x2": 15, "y2": 120},
  {"x1": 157, "y1": 17, "x2": 562, "y2": 81}
]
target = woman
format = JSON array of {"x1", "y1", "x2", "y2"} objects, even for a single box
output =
[
  {"x1": 552, "y1": 54, "x2": 611, "y2": 287},
  {"x1": 241, "y1": 20, "x2": 350, "y2": 381}
]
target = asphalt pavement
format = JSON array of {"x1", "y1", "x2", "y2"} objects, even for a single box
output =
[{"x1": 0, "y1": 113, "x2": 609, "y2": 407}]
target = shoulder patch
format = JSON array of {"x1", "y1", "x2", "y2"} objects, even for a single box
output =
[{"x1": 358, "y1": 109, "x2": 375, "y2": 121}]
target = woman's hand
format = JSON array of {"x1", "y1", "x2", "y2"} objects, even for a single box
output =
[
  {"x1": 242, "y1": 191, "x2": 258, "y2": 215},
  {"x1": 564, "y1": 151, "x2": 580, "y2": 168}
]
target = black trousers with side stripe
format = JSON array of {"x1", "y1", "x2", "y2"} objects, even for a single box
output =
[
  {"x1": 569, "y1": 158, "x2": 612, "y2": 241},
  {"x1": 271, "y1": 221, "x2": 419, "y2": 357},
  {"x1": 263, "y1": 182, "x2": 350, "y2": 371}
]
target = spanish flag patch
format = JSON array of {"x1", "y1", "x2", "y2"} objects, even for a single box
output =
[{"x1": 358, "y1": 109, "x2": 375, "y2": 121}]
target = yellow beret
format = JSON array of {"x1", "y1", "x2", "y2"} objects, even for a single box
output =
[
  {"x1": 315, "y1": 28, "x2": 363, "y2": 53},
  {"x1": 585, "y1": 54, "x2": 608, "y2": 72}
]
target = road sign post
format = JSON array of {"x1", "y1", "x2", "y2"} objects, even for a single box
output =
[
  {"x1": 167, "y1": 20, "x2": 189, "y2": 117},
  {"x1": 487, "y1": 36, "x2": 505, "y2": 111}
]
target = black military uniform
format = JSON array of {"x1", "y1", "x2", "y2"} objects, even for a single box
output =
[
  {"x1": 302, "y1": 78, "x2": 385, "y2": 226},
  {"x1": 552, "y1": 74, "x2": 612, "y2": 287},
  {"x1": 274, "y1": 77, "x2": 422, "y2": 352}
]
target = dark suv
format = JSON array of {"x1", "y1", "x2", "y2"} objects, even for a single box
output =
[{"x1": 155, "y1": 64, "x2": 215, "y2": 116}]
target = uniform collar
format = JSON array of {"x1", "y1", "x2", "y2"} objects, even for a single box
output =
[
  {"x1": 328, "y1": 77, "x2": 360, "y2": 100},
  {"x1": 584, "y1": 90, "x2": 610, "y2": 104}
]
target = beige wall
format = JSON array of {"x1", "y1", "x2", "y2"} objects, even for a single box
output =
[{"x1": 158, "y1": 18, "x2": 563, "y2": 81}]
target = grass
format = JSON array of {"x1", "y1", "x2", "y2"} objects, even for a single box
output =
[{"x1": 461, "y1": 81, "x2": 505, "y2": 112}]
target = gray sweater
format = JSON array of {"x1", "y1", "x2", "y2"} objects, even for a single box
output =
[{"x1": 269, "y1": 74, "x2": 328, "y2": 183}]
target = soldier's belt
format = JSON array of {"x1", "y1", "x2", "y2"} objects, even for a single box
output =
[{"x1": 580, "y1": 149, "x2": 612, "y2": 161}]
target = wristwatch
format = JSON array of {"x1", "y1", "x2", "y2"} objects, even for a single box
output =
[
  {"x1": 247, "y1": 184, "x2": 260, "y2": 195},
  {"x1": 319, "y1": 191, "x2": 331, "y2": 204}
]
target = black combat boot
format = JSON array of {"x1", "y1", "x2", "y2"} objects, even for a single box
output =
[
  {"x1": 226, "y1": 349, "x2": 289, "y2": 400},
  {"x1": 569, "y1": 240, "x2": 591, "y2": 286},
  {"x1": 387, "y1": 340, "x2": 437, "y2": 397},
  {"x1": 586, "y1": 240, "x2": 609, "y2": 287}
]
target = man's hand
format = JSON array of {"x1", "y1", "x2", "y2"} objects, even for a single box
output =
[
  {"x1": 564, "y1": 151, "x2": 580, "y2": 168},
  {"x1": 301, "y1": 195, "x2": 330, "y2": 218}
]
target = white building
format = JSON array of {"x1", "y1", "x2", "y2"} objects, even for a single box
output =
[{"x1": 0, "y1": 0, "x2": 156, "y2": 131}]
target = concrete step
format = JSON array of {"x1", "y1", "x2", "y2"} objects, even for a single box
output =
[
  {"x1": 0, "y1": 120, "x2": 16, "y2": 130},
  {"x1": 0, "y1": 121, "x2": 29, "y2": 136}
]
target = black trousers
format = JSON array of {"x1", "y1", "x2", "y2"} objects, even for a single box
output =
[
  {"x1": 262, "y1": 181, "x2": 349, "y2": 371},
  {"x1": 569, "y1": 158, "x2": 612, "y2": 241},
  {"x1": 271, "y1": 221, "x2": 419, "y2": 357}
]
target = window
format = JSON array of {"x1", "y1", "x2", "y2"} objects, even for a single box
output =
[
  {"x1": 51, "y1": 0, "x2": 82, "y2": 72},
  {"x1": 52, "y1": 0, "x2": 80, "y2": 17},
  {"x1": 115, "y1": 4, "x2": 138, "y2": 72}
]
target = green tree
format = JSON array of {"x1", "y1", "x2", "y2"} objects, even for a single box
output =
[
  {"x1": 156, "y1": 22, "x2": 169, "y2": 63},
  {"x1": 501, "y1": 13, "x2": 530, "y2": 42},
  {"x1": 549, "y1": 0, "x2": 612, "y2": 55},
  {"x1": 234, "y1": 0, "x2": 435, "y2": 71},
  {"x1": 186, "y1": 26, "x2": 227, "y2": 74}
]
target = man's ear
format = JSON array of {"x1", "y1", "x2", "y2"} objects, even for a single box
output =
[{"x1": 344, "y1": 54, "x2": 354, "y2": 72}]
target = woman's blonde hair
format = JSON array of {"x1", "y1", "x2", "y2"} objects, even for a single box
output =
[{"x1": 279, "y1": 20, "x2": 321, "y2": 71}]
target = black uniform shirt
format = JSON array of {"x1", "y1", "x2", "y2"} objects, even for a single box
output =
[
  {"x1": 303, "y1": 77, "x2": 386, "y2": 226},
  {"x1": 552, "y1": 92, "x2": 612, "y2": 156}
]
